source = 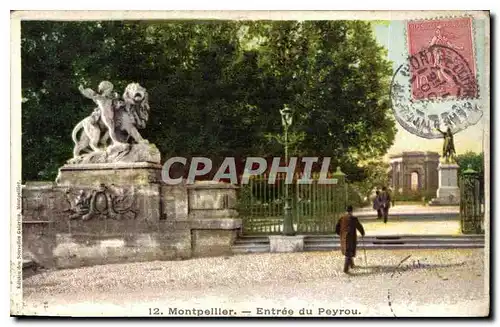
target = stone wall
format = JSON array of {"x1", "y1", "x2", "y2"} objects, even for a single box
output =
[
  {"x1": 189, "y1": 219, "x2": 241, "y2": 257},
  {"x1": 162, "y1": 183, "x2": 189, "y2": 220},
  {"x1": 22, "y1": 172, "x2": 242, "y2": 270},
  {"x1": 51, "y1": 222, "x2": 192, "y2": 269}
]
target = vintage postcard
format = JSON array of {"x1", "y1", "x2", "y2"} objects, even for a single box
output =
[{"x1": 11, "y1": 10, "x2": 490, "y2": 318}]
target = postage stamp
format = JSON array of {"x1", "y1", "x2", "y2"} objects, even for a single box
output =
[
  {"x1": 390, "y1": 16, "x2": 484, "y2": 139},
  {"x1": 390, "y1": 51, "x2": 483, "y2": 139},
  {"x1": 10, "y1": 10, "x2": 490, "y2": 319},
  {"x1": 406, "y1": 17, "x2": 477, "y2": 101}
]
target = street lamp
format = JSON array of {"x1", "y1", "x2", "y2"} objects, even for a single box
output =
[{"x1": 280, "y1": 105, "x2": 295, "y2": 236}]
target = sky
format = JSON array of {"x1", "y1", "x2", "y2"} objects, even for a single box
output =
[{"x1": 373, "y1": 21, "x2": 487, "y2": 157}]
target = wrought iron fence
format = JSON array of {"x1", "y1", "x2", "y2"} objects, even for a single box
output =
[
  {"x1": 237, "y1": 170, "x2": 347, "y2": 235},
  {"x1": 460, "y1": 166, "x2": 484, "y2": 234}
]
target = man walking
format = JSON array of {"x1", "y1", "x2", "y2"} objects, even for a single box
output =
[
  {"x1": 380, "y1": 186, "x2": 392, "y2": 224},
  {"x1": 373, "y1": 190, "x2": 382, "y2": 219},
  {"x1": 388, "y1": 186, "x2": 395, "y2": 207},
  {"x1": 335, "y1": 205, "x2": 366, "y2": 274}
]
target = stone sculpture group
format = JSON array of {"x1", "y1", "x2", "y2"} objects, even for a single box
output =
[{"x1": 69, "y1": 81, "x2": 160, "y2": 164}]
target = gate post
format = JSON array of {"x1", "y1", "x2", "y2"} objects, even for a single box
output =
[{"x1": 460, "y1": 165, "x2": 483, "y2": 234}]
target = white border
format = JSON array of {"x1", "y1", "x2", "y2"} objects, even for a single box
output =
[{"x1": 2, "y1": 2, "x2": 495, "y2": 324}]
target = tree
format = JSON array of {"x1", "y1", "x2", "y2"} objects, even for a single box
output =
[
  {"x1": 350, "y1": 159, "x2": 390, "y2": 202},
  {"x1": 21, "y1": 20, "x2": 396, "y2": 182},
  {"x1": 243, "y1": 20, "x2": 396, "y2": 169},
  {"x1": 456, "y1": 151, "x2": 484, "y2": 176}
]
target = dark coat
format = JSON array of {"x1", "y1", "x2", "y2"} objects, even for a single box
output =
[
  {"x1": 373, "y1": 194, "x2": 381, "y2": 210},
  {"x1": 335, "y1": 213, "x2": 365, "y2": 257},
  {"x1": 380, "y1": 191, "x2": 391, "y2": 209}
]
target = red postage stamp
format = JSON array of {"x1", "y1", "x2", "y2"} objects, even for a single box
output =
[{"x1": 407, "y1": 17, "x2": 477, "y2": 101}]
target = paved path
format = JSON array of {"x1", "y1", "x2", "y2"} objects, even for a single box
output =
[
  {"x1": 22, "y1": 249, "x2": 488, "y2": 317},
  {"x1": 354, "y1": 204, "x2": 459, "y2": 217},
  {"x1": 361, "y1": 219, "x2": 462, "y2": 236},
  {"x1": 284, "y1": 219, "x2": 461, "y2": 235},
  {"x1": 352, "y1": 205, "x2": 462, "y2": 235}
]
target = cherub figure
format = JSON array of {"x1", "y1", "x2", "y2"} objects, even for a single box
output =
[
  {"x1": 89, "y1": 107, "x2": 102, "y2": 124},
  {"x1": 71, "y1": 81, "x2": 151, "y2": 160},
  {"x1": 78, "y1": 81, "x2": 125, "y2": 146}
]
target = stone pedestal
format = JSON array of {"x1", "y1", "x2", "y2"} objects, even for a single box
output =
[
  {"x1": 429, "y1": 163, "x2": 460, "y2": 206},
  {"x1": 269, "y1": 235, "x2": 305, "y2": 252},
  {"x1": 56, "y1": 162, "x2": 163, "y2": 186},
  {"x1": 55, "y1": 162, "x2": 164, "y2": 222}
]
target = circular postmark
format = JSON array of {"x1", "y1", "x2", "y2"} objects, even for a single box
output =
[
  {"x1": 409, "y1": 44, "x2": 477, "y2": 100},
  {"x1": 390, "y1": 44, "x2": 483, "y2": 139}
]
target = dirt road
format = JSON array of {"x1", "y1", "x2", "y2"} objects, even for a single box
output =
[{"x1": 21, "y1": 249, "x2": 488, "y2": 317}]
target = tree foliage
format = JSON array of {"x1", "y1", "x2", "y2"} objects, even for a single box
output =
[
  {"x1": 21, "y1": 20, "x2": 396, "y2": 182},
  {"x1": 456, "y1": 151, "x2": 484, "y2": 176},
  {"x1": 350, "y1": 159, "x2": 391, "y2": 202}
]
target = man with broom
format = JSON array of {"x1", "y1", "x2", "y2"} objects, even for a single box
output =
[{"x1": 335, "y1": 205, "x2": 366, "y2": 274}]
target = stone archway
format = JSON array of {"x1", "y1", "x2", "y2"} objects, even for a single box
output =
[
  {"x1": 389, "y1": 151, "x2": 440, "y2": 195},
  {"x1": 410, "y1": 171, "x2": 420, "y2": 191}
]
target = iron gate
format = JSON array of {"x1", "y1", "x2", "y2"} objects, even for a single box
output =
[
  {"x1": 460, "y1": 165, "x2": 484, "y2": 234},
  {"x1": 237, "y1": 169, "x2": 347, "y2": 235}
]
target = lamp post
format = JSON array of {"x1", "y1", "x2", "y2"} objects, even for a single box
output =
[{"x1": 280, "y1": 105, "x2": 295, "y2": 236}]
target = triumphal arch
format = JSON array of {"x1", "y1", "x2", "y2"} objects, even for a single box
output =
[{"x1": 388, "y1": 151, "x2": 440, "y2": 195}]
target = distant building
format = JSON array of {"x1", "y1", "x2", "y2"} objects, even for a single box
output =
[{"x1": 388, "y1": 151, "x2": 440, "y2": 195}]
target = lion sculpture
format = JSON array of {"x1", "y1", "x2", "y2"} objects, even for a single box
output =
[{"x1": 69, "y1": 81, "x2": 152, "y2": 164}]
